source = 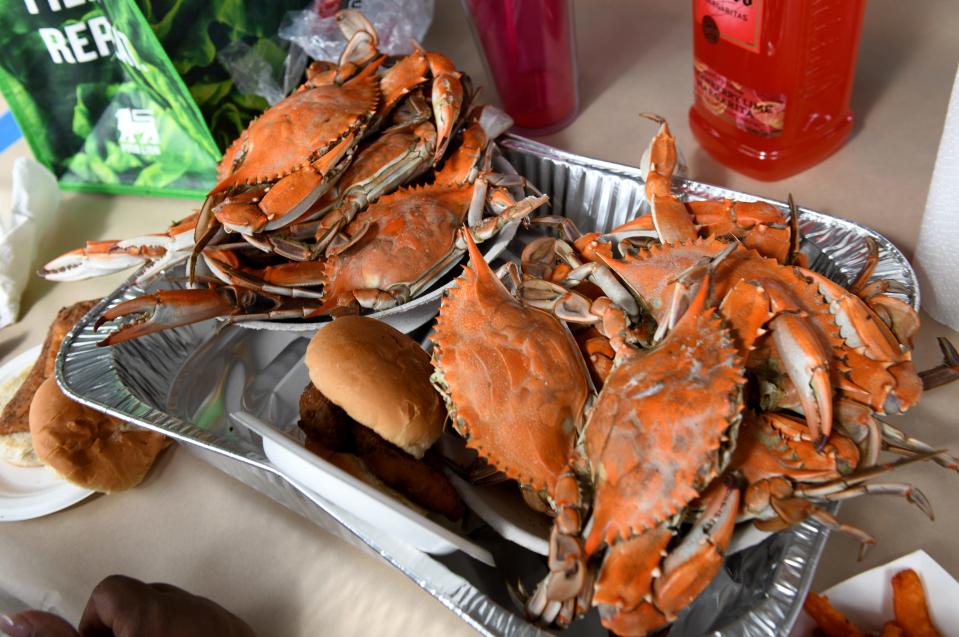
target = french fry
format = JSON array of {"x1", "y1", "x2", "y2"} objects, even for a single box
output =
[
  {"x1": 881, "y1": 622, "x2": 905, "y2": 637},
  {"x1": 891, "y1": 569, "x2": 941, "y2": 637},
  {"x1": 804, "y1": 591, "x2": 864, "y2": 637}
]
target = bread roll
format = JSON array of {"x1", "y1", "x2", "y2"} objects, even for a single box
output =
[{"x1": 29, "y1": 377, "x2": 171, "y2": 492}]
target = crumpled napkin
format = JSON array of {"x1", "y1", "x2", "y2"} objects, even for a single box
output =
[{"x1": 0, "y1": 157, "x2": 60, "y2": 328}]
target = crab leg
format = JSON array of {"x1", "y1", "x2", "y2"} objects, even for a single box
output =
[
  {"x1": 594, "y1": 480, "x2": 740, "y2": 637},
  {"x1": 335, "y1": 10, "x2": 380, "y2": 72},
  {"x1": 213, "y1": 186, "x2": 271, "y2": 234},
  {"x1": 190, "y1": 196, "x2": 224, "y2": 283},
  {"x1": 202, "y1": 255, "x2": 326, "y2": 299},
  {"x1": 754, "y1": 496, "x2": 877, "y2": 559},
  {"x1": 264, "y1": 134, "x2": 358, "y2": 231},
  {"x1": 93, "y1": 287, "x2": 274, "y2": 346},
  {"x1": 650, "y1": 195, "x2": 697, "y2": 244},
  {"x1": 742, "y1": 450, "x2": 939, "y2": 555},
  {"x1": 383, "y1": 91, "x2": 432, "y2": 132},
  {"x1": 464, "y1": 194, "x2": 549, "y2": 242},
  {"x1": 378, "y1": 48, "x2": 429, "y2": 115},
  {"x1": 879, "y1": 419, "x2": 959, "y2": 472},
  {"x1": 638, "y1": 112, "x2": 684, "y2": 200},
  {"x1": 800, "y1": 482, "x2": 934, "y2": 519},
  {"x1": 848, "y1": 236, "x2": 881, "y2": 294},
  {"x1": 634, "y1": 113, "x2": 698, "y2": 244},
  {"x1": 835, "y1": 399, "x2": 883, "y2": 466},
  {"x1": 520, "y1": 237, "x2": 562, "y2": 280},
  {"x1": 552, "y1": 240, "x2": 641, "y2": 320},
  {"x1": 526, "y1": 469, "x2": 590, "y2": 625},
  {"x1": 311, "y1": 122, "x2": 438, "y2": 254},
  {"x1": 867, "y1": 295, "x2": 920, "y2": 350},
  {"x1": 920, "y1": 336, "x2": 959, "y2": 390},
  {"x1": 241, "y1": 233, "x2": 315, "y2": 262}
]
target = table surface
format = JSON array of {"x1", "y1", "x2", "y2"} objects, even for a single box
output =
[{"x1": 2, "y1": 2, "x2": 959, "y2": 635}]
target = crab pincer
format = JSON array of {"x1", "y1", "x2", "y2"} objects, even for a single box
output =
[{"x1": 93, "y1": 287, "x2": 286, "y2": 347}]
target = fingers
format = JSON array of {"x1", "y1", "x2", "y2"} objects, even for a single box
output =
[
  {"x1": 78, "y1": 574, "x2": 150, "y2": 637},
  {"x1": 1, "y1": 611, "x2": 80, "y2": 637},
  {"x1": 78, "y1": 575, "x2": 257, "y2": 637}
]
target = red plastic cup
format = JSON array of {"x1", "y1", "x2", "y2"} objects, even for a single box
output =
[{"x1": 462, "y1": 0, "x2": 579, "y2": 134}]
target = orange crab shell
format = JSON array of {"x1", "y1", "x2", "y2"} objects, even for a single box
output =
[
  {"x1": 431, "y1": 235, "x2": 591, "y2": 494},
  {"x1": 318, "y1": 182, "x2": 475, "y2": 308},
  {"x1": 216, "y1": 71, "x2": 380, "y2": 190},
  {"x1": 583, "y1": 297, "x2": 745, "y2": 555},
  {"x1": 597, "y1": 237, "x2": 844, "y2": 372}
]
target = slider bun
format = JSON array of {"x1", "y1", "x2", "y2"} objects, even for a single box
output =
[
  {"x1": 29, "y1": 377, "x2": 170, "y2": 492},
  {"x1": 305, "y1": 316, "x2": 445, "y2": 458}
]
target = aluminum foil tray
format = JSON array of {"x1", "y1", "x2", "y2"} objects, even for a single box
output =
[{"x1": 56, "y1": 135, "x2": 919, "y2": 637}]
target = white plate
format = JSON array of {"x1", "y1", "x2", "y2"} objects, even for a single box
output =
[
  {"x1": 456, "y1": 473, "x2": 775, "y2": 558},
  {"x1": 790, "y1": 549, "x2": 959, "y2": 636},
  {"x1": 0, "y1": 345, "x2": 95, "y2": 521},
  {"x1": 449, "y1": 475, "x2": 551, "y2": 556},
  {"x1": 231, "y1": 410, "x2": 496, "y2": 567}
]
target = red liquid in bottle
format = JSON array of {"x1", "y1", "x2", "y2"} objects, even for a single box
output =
[
  {"x1": 689, "y1": 0, "x2": 867, "y2": 180},
  {"x1": 463, "y1": 0, "x2": 578, "y2": 133}
]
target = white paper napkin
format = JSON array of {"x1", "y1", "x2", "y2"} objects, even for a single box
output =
[
  {"x1": 916, "y1": 62, "x2": 959, "y2": 330},
  {"x1": 0, "y1": 158, "x2": 59, "y2": 329}
]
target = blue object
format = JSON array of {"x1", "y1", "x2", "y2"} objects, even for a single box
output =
[{"x1": 0, "y1": 111, "x2": 23, "y2": 153}]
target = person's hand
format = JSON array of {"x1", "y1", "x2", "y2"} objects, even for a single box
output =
[{"x1": 1, "y1": 575, "x2": 256, "y2": 637}]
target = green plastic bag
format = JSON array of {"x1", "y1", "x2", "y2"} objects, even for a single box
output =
[{"x1": 0, "y1": 0, "x2": 300, "y2": 198}]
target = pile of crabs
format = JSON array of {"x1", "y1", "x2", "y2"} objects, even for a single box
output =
[
  {"x1": 41, "y1": 10, "x2": 545, "y2": 345},
  {"x1": 431, "y1": 119, "x2": 958, "y2": 635},
  {"x1": 38, "y1": 10, "x2": 959, "y2": 637}
]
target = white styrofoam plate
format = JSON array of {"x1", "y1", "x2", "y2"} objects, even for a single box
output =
[
  {"x1": 231, "y1": 410, "x2": 495, "y2": 567},
  {"x1": 0, "y1": 346, "x2": 95, "y2": 522},
  {"x1": 790, "y1": 549, "x2": 959, "y2": 636},
  {"x1": 456, "y1": 471, "x2": 775, "y2": 558}
]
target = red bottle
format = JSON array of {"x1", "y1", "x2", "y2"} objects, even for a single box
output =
[{"x1": 689, "y1": 0, "x2": 867, "y2": 181}]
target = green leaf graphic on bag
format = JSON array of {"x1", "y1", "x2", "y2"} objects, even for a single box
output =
[{"x1": 0, "y1": 0, "x2": 302, "y2": 197}]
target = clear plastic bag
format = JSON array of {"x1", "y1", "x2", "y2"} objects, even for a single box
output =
[
  {"x1": 280, "y1": 0, "x2": 435, "y2": 61},
  {"x1": 219, "y1": 1, "x2": 434, "y2": 107}
]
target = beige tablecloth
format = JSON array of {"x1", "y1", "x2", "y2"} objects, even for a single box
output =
[{"x1": 1, "y1": 2, "x2": 958, "y2": 635}]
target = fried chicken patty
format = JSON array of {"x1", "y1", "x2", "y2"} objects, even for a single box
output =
[{"x1": 298, "y1": 383, "x2": 464, "y2": 521}]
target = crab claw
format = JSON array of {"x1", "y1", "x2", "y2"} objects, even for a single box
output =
[
  {"x1": 94, "y1": 288, "x2": 247, "y2": 347},
  {"x1": 770, "y1": 312, "x2": 833, "y2": 443},
  {"x1": 427, "y1": 52, "x2": 463, "y2": 164},
  {"x1": 39, "y1": 242, "x2": 148, "y2": 281},
  {"x1": 43, "y1": 215, "x2": 198, "y2": 284}
]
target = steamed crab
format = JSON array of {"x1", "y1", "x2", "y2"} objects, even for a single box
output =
[
  {"x1": 433, "y1": 234, "x2": 948, "y2": 636},
  {"x1": 199, "y1": 10, "x2": 466, "y2": 248},
  {"x1": 91, "y1": 109, "x2": 545, "y2": 345},
  {"x1": 40, "y1": 9, "x2": 469, "y2": 285},
  {"x1": 41, "y1": 9, "x2": 542, "y2": 345},
  {"x1": 554, "y1": 116, "x2": 931, "y2": 463},
  {"x1": 428, "y1": 115, "x2": 956, "y2": 634},
  {"x1": 432, "y1": 234, "x2": 747, "y2": 634}
]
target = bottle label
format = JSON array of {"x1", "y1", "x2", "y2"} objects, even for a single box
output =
[
  {"x1": 696, "y1": 0, "x2": 764, "y2": 53},
  {"x1": 694, "y1": 57, "x2": 786, "y2": 137}
]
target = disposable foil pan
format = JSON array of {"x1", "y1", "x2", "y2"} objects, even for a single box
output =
[{"x1": 56, "y1": 134, "x2": 919, "y2": 636}]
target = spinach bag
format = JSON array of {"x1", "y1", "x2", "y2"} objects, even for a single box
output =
[{"x1": 0, "y1": 0, "x2": 300, "y2": 198}]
